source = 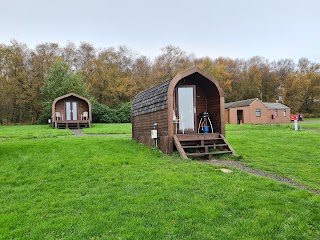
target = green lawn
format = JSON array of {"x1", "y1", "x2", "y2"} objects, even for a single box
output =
[
  {"x1": 226, "y1": 123, "x2": 320, "y2": 190},
  {"x1": 0, "y1": 125, "x2": 73, "y2": 139},
  {"x1": 299, "y1": 120, "x2": 320, "y2": 129},
  {"x1": 226, "y1": 123, "x2": 292, "y2": 131},
  {"x1": 226, "y1": 120, "x2": 320, "y2": 131},
  {"x1": 82, "y1": 123, "x2": 132, "y2": 134},
  {"x1": 304, "y1": 118, "x2": 320, "y2": 121},
  {"x1": 0, "y1": 135, "x2": 319, "y2": 239}
]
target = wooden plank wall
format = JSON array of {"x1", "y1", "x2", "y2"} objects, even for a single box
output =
[
  {"x1": 132, "y1": 109, "x2": 169, "y2": 154},
  {"x1": 207, "y1": 94, "x2": 221, "y2": 133},
  {"x1": 195, "y1": 87, "x2": 207, "y2": 118}
]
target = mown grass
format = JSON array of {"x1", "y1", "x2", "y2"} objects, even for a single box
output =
[
  {"x1": 0, "y1": 136, "x2": 319, "y2": 239},
  {"x1": 226, "y1": 120, "x2": 320, "y2": 131},
  {"x1": 82, "y1": 123, "x2": 132, "y2": 134},
  {"x1": 299, "y1": 120, "x2": 320, "y2": 129},
  {"x1": 304, "y1": 118, "x2": 320, "y2": 121},
  {"x1": 226, "y1": 123, "x2": 320, "y2": 190},
  {"x1": 226, "y1": 123, "x2": 292, "y2": 131},
  {"x1": 0, "y1": 125, "x2": 73, "y2": 139}
]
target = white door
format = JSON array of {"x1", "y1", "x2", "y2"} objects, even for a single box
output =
[
  {"x1": 66, "y1": 101, "x2": 78, "y2": 120},
  {"x1": 177, "y1": 86, "x2": 195, "y2": 132},
  {"x1": 66, "y1": 102, "x2": 71, "y2": 120},
  {"x1": 72, "y1": 102, "x2": 77, "y2": 120}
]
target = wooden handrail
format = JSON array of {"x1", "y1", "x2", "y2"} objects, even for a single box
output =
[{"x1": 173, "y1": 135, "x2": 188, "y2": 159}]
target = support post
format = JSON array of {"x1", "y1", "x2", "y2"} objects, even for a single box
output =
[{"x1": 294, "y1": 120, "x2": 298, "y2": 131}]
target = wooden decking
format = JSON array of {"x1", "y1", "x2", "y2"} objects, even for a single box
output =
[
  {"x1": 54, "y1": 120, "x2": 91, "y2": 129},
  {"x1": 173, "y1": 133, "x2": 235, "y2": 159}
]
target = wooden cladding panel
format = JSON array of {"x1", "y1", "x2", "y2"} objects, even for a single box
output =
[
  {"x1": 55, "y1": 101, "x2": 65, "y2": 114},
  {"x1": 205, "y1": 93, "x2": 221, "y2": 134},
  {"x1": 132, "y1": 110, "x2": 168, "y2": 136},
  {"x1": 132, "y1": 110, "x2": 169, "y2": 154},
  {"x1": 195, "y1": 87, "x2": 207, "y2": 117}
]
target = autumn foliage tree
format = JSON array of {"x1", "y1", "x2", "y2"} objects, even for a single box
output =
[
  {"x1": 0, "y1": 40, "x2": 319, "y2": 124},
  {"x1": 39, "y1": 59, "x2": 88, "y2": 122},
  {"x1": 0, "y1": 41, "x2": 35, "y2": 123}
]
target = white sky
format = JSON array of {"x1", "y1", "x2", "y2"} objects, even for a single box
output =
[{"x1": 1, "y1": 0, "x2": 320, "y2": 62}]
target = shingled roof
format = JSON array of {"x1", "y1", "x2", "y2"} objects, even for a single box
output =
[
  {"x1": 224, "y1": 98, "x2": 258, "y2": 109},
  {"x1": 225, "y1": 98, "x2": 290, "y2": 110},
  {"x1": 131, "y1": 80, "x2": 171, "y2": 117},
  {"x1": 263, "y1": 102, "x2": 290, "y2": 109}
]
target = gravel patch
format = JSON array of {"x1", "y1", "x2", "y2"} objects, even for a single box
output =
[{"x1": 71, "y1": 129, "x2": 85, "y2": 136}]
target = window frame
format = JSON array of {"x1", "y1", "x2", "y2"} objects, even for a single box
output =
[{"x1": 256, "y1": 108, "x2": 261, "y2": 117}]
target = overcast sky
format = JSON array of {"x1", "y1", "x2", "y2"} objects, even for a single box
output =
[{"x1": 1, "y1": 0, "x2": 319, "y2": 62}]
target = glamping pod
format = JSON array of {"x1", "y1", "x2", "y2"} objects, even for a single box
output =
[
  {"x1": 52, "y1": 93, "x2": 92, "y2": 129},
  {"x1": 132, "y1": 67, "x2": 235, "y2": 159}
]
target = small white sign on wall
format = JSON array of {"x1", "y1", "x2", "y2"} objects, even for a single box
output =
[{"x1": 151, "y1": 130, "x2": 157, "y2": 139}]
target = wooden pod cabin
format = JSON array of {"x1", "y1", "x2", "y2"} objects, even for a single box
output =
[
  {"x1": 132, "y1": 67, "x2": 235, "y2": 159},
  {"x1": 52, "y1": 93, "x2": 92, "y2": 129}
]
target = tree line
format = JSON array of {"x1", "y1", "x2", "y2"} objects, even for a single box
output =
[{"x1": 0, "y1": 40, "x2": 319, "y2": 124}]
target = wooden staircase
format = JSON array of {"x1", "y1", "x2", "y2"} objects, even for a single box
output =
[
  {"x1": 55, "y1": 122, "x2": 90, "y2": 129},
  {"x1": 173, "y1": 133, "x2": 236, "y2": 159}
]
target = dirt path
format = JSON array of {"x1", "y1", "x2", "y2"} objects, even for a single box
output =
[
  {"x1": 72, "y1": 129, "x2": 85, "y2": 136},
  {"x1": 204, "y1": 160, "x2": 320, "y2": 195}
]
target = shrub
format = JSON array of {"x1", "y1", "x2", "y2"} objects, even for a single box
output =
[
  {"x1": 38, "y1": 104, "x2": 52, "y2": 124},
  {"x1": 117, "y1": 102, "x2": 132, "y2": 123},
  {"x1": 101, "y1": 108, "x2": 120, "y2": 123},
  {"x1": 93, "y1": 101, "x2": 132, "y2": 123},
  {"x1": 301, "y1": 113, "x2": 320, "y2": 118},
  {"x1": 91, "y1": 100, "x2": 109, "y2": 123}
]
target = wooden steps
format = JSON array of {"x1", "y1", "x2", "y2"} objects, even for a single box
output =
[
  {"x1": 55, "y1": 121, "x2": 90, "y2": 129},
  {"x1": 173, "y1": 133, "x2": 236, "y2": 159},
  {"x1": 181, "y1": 143, "x2": 228, "y2": 149},
  {"x1": 186, "y1": 151, "x2": 233, "y2": 156}
]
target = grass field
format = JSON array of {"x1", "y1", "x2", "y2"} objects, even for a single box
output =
[
  {"x1": 82, "y1": 123, "x2": 131, "y2": 134},
  {"x1": 0, "y1": 123, "x2": 320, "y2": 239},
  {"x1": 299, "y1": 121, "x2": 320, "y2": 129},
  {"x1": 0, "y1": 125, "x2": 73, "y2": 139},
  {"x1": 226, "y1": 120, "x2": 320, "y2": 131},
  {"x1": 226, "y1": 121, "x2": 320, "y2": 190},
  {"x1": 304, "y1": 118, "x2": 320, "y2": 121}
]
